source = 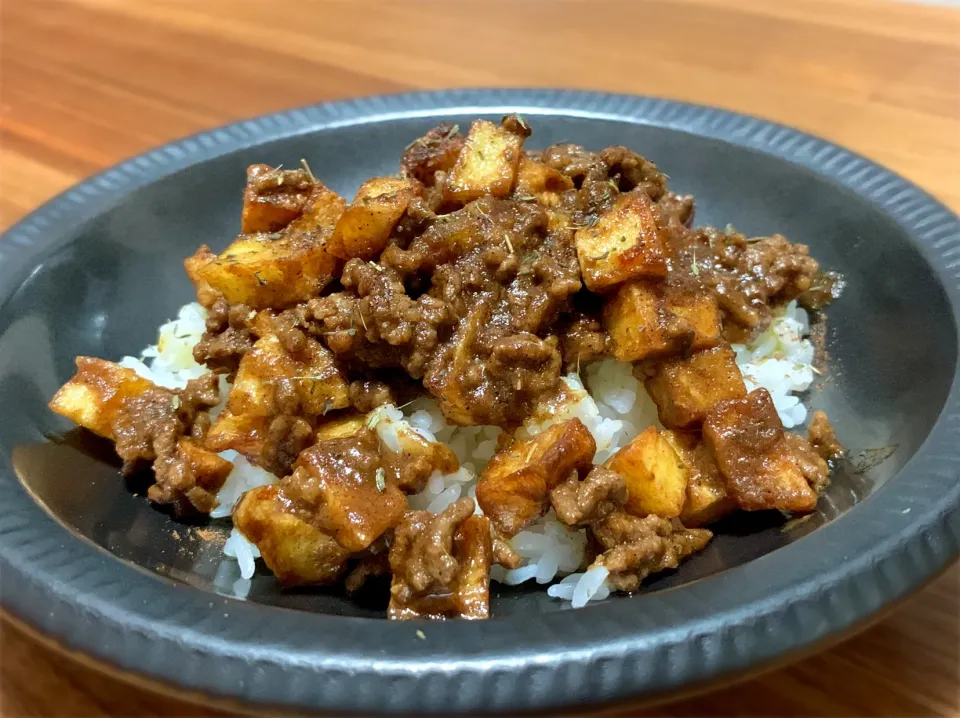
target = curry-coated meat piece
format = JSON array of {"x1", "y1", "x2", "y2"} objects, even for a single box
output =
[
  {"x1": 192, "y1": 297, "x2": 257, "y2": 375},
  {"x1": 388, "y1": 499, "x2": 493, "y2": 620},
  {"x1": 282, "y1": 428, "x2": 408, "y2": 553},
  {"x1": 589, "y1": 511, "x2": 712, "y2": 592},
  {"x1": 477, "y1": 418, "x2": 596, "y2": 537},
  {"x1": 703, "y1": 388, "x2": 822, "y2": 513},
  {"x1": 550, "y1": 466, "x2": 627, "y2": 527},
  {"x1": 659, "y1": 225, "x2": 821, "y2": 342}
]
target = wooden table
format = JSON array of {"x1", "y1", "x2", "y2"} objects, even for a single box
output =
[{"x1": 1, "y1": 0, "x2": 958, "y2": 715}]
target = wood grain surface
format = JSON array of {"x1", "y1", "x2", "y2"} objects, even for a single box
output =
[{"x1": 1, "y1": 0, "x2": 958, "y2": 715}]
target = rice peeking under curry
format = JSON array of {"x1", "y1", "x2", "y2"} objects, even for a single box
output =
[{"x1": 49, "y1": 116, "x2": 843, "y2": 619}]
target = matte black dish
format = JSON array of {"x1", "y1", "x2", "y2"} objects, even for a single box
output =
[{"x1": 0, "y1": 90, "x2": 957, "y2": 714}]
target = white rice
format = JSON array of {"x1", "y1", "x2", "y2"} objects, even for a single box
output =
[
  {"x1": 224, "y1": 526, "x2": 261, "y2": 579},
  {"x1": 120, "y1": 303, "x2": 210, "y2": 390},
  {"x1": 128, "y1": 300, "x2": 818, "y2": 601}
]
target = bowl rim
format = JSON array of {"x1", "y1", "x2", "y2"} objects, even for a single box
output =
[{"x1": 0, "y1": 89, "x2": 957, "y2": 714}]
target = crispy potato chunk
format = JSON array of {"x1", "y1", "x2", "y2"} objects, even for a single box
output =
[
  {"x1": 477, "y1": 418, "x2": 596, "y2": 536},
  {"x1": 240, "y1": 164, "x2": 316, "y2": 234},
  {"x1": 313, "y1": 414, "x2": 367, "y2": 442},
  {"x1": 186, "y1": 184, "x2": 345, "y2": 310},
  {"x1": 388, "y1": 500, "x2": 492, "y2": 620},
  {"x1": 666, "y1": 289, "x2": 722, "y2": 352},
  {"x1": 401, "y1": 122, "x2": 466, "y2": 185},
  {"x1": 233, "y1": 485, "x2": 350, "y2": 587},
  {"x1": 49, "y1": 357, "x2": 154, "y2": 439},
  {"x1": 662, "y1": 431, "x2": 735, "y2": 527},
  {"x1": 575, "y1": 191, "x2": 667, "y2": 292},
  {"x1": 515, "y1": 156, "x2": 574, "y2": 206},
  {"x1": 172, "y1": 438, "x2": 234, "y2": 511},
  {"x1": 444, "y1": 119, "x2": 526, "y2": 203},
  {"x1": 606, "y1": 427, "x2": 687, "y2": 518},
  {"x1": 426, "y1": 303, "x2": 484, "y2": 425},
  {"x1": 289, "y1": 430, "x2": 408, "y2": 552},
  {"x1": 645, "y1": 345, "x2": 746, "y2": 429},
  {"x1": 186, "y1": 235, "x2": 334, "y2": 310},
  {"x1": 703, "y1": 389, "x2": 818, "y2": 513},
  {"x1": 285, "y1": 183, "x2": 349, "y2": 239},
  {"x1": 604, "y1": 281, "x2": 692, "y2": 362},
  {"x1": 328, "y1": 176, "x2": 421, "y2": 261},
  {"x1": 229, "y1": 334, "x2": 349, "y2": 418},
  {"x1": 204, "y1": 410, "x2": 269, "y2": 456}
]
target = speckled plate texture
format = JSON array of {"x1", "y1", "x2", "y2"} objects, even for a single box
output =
[{"x1": 0, "y1": 90, "x2": 958, "y2": 715}]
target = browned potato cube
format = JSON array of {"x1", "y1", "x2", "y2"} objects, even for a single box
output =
[
  {"x1": 328, "y1": 176, "x2": 420, "y2": 261},
  {"x1": 188, "y1": 183, "x2": 345, "y2": 310},
  {"x1": 283, "y1": 183, "x2": 348, "y2": 239},
  {"x1": 175, "y1": 438, "x2": 234, "y2": 510},
  {"x1": 240, "y1": 164, "x2": 315, "y2": 234},
  {"x1": 188, "y1": 233, "x2": 337, "y2": 309},
  {"x1": 313, "y1": 414, "x2": 367, "y2": 442},
  {"x1": 229, "y1": 334, "x2": 349, "y2": 418},
  {"x1": 515, "y1": 156, "x2": 574, "y2": 205},
  {"x1": 604, "y1": 281, "x2": 692, "y2": 362},
  {"x1": 703, "y1": 389, "x2": 818, "y2": 513},
  {"x1": 204, "y1": 410, "x2": 269, "y2": 457},
  {"x1": 661, "y1": 431, "x2": 736, "y2": 527},
  {"x1": 575, "y1": 191, "x2": 667, "y2": 292},
  {"x1": 400, "y1": 122, "x2": 466, "y2": 185},
  {"x1": 49, "y1": 357, "x2": 154, "y2": 439},
  {"x1": 477, "y1": 419, "x2": 596, "y2": 536},
  {"x1": 645, "y1": 345, "x2": 747, "y2": 429},
  {"x1": 606, "y1": 427, "x2": 687, "y2": 518},
  {"x1": 452, "y1": 514, "x2": 494, "y2": 619},
  {"x1": 233, "y1": 485, "x2": 351, "y2": 587},
  {"x1": 425, "y1": 304, "x2": 483, "y2": 425},
  {"x1": 444, "y1": 119, "x2": 526, "y2": 203},
  {"x1": 664, "y1": 289, "x2": 722, "y2": 352},
  {"x1": 292, "y1": 434, "x2": 408, "y2": 552},
  {"x1": 183, "y1": 247, "x2": 221, "y2": 308}
]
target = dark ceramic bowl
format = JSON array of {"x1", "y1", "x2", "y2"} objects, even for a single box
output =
[{"x1": 0, "y1": 90, "x2": 958, "y2": 715}]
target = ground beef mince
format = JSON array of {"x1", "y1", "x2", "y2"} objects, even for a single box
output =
[
  {"x1": 388, "y1": 499, "x2": 494, "y2": 619},
  {"x1": 550, "y1": 467, "x2": 627, "y2": 526},
  {"x1": 112, "y1": 373, "x2": 225, "y2": 512},
  {"x1": 309, "y1": 195, "x2": 582, "y2": 426},
  {"x1": 193, "y1": 296, "x2": 256, "y2": 374},
  {"x1": 659, "y1": 225, "x2": 821, "y2": 342},
  {"x1": 590, "y1": 512, "x2": 712, "y2": 592}
]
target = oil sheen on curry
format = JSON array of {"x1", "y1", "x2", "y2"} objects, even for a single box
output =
[{"x1": 50, "y1": 116, "x2": 843, "y2": 620}]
